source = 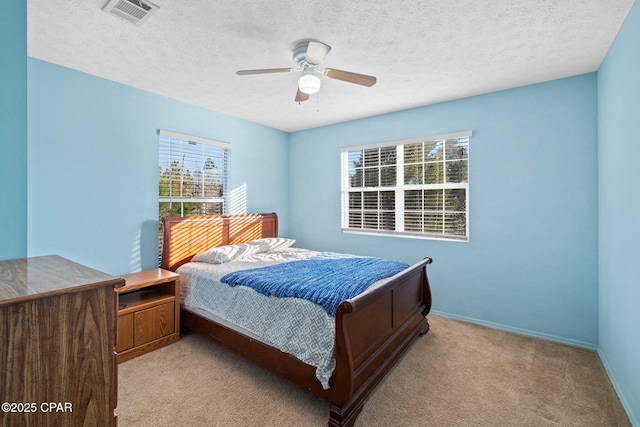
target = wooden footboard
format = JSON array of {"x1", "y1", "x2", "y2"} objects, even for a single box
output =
[
  {"x1": 161, "y1": 213, "x2": 433, "y2": 427},
  {"x1": 328, "y1": 257, "x2": 432, "y2": 426}
]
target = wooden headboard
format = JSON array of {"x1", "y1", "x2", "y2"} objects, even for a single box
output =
[{"x1": 160, "y1": 212, "x2": 278, "y2": 271}]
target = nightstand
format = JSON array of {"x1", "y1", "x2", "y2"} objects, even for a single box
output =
[{"x1": 116, "y1": 268, "x2": 180, "y2": 363}]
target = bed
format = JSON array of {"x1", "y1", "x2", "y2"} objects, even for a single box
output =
[{"x1": 161, "y1": 212, "x2": 433, "y2": 427}]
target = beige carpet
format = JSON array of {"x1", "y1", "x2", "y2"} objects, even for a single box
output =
[{"x1": 117, "y1": 315, "x2": 630, "y2": 426}]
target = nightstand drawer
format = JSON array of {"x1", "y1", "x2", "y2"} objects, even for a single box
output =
[{"x1": 134, "y1": 301, "x2": 175, "y2": 346}]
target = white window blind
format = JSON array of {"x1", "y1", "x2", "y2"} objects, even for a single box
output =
[
  {"x1": 158, "y1": 130, "x2": 231, "y2": 219},
  {"x1": 341, "y1": 131, "x2": 471, "y2": 241}
]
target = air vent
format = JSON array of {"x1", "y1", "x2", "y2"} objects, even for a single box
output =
[{"x1": 102, "y1": 0, "x2": 159, "y2": 26}]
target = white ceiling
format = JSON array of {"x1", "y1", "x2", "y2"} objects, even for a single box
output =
[{"x1": 28, "y1": 0, "x2": 635, "y2": 132}]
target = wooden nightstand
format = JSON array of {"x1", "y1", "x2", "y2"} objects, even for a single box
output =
[{"x1": 116, "y1": 268, "x2": 180, "y2": 363}]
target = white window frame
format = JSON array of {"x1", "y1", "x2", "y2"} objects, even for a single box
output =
[
  {"x1": 341, "y1": 131, "x2": 471, "y2": 241},
  {"x1": 158, "y1": 130, "x2": 231, "y2": 217}
]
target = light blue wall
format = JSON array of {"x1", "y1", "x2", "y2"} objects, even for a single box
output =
[
  {"x1": 597, "y1": 0, "x2": 640, "y2": 424},
  {"x1": 0, "y1": 1, "x2": 27, "y2": 260},
  {"x1": 27, "y1": 58, "x2": 289, "y2": 275},
  {"x1": 289, "y1": 74, "x2": 599, "y2": 348}
]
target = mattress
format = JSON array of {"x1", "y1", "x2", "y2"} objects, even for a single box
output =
[{"x1": 177, "y1": 247, "x2": 337, "y2": 388}]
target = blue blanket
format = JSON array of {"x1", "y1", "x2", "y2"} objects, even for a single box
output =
[{"x1": 220, "y1": 253, "x2": 409, "y2": 316}]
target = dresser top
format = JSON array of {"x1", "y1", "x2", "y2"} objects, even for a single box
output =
[{"x1": 0, "y1": 255, "x2": 123, "y2": 307}]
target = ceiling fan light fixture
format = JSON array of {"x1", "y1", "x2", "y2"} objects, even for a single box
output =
[{"x1": 298, "y1": 73, "x2": 321, "y2": 95}]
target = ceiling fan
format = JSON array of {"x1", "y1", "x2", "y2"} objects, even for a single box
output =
[{"x1": 236, "y1": 40, "x2": 377, "y2": 103}]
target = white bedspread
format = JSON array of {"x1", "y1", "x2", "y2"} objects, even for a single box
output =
[{"x1": 177, "y1": 248, "x2": 337, "y2": 389}]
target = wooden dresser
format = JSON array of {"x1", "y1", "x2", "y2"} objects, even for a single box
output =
[{"x1": 0, "y1": 255, "x2": 124, "y2": 427}]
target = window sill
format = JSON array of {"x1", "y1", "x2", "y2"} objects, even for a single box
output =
[{"x1": 342, "y1": 228, "x2": 468, "y2": 242}]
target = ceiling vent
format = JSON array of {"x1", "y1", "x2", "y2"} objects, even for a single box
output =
[{"x1": 102, "y1": 0, "x2": 159, "y2": 26}]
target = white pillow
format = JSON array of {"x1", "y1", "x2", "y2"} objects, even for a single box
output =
[
  {"x1": 191, "y1": 243, "x2": 262, "y2": 264},
  {"x1": 192, "y1": 238, "x2": 296, "y2": 264},
  {"x1": 246, "y1": 237, "x2": 296, "y2": 253}
]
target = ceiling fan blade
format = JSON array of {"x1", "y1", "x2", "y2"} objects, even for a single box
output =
[
  {"x1": 324, "y1": 68, "x2": 377, "y2": 87},
  {"x1": 236, "y1": 68, "x2": 293, "y2": 75},
  {"x1": 295, "y1": 89, "x2": 309, "y2": 103},
  {"x1": 304, "y1": 41, "x2": 331, "y2": 65}
]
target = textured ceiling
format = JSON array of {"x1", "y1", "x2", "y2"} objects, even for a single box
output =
[{"x1": 28, "y1": 0, "x2": 635, "y2": 132}]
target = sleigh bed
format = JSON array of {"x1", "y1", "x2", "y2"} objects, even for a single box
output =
[{"x1": 160, "y1": 213, "x2": 432, "y2": 427}]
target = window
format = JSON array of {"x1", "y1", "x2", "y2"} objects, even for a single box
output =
[
  {"x1": 341, "y1": 131, "x2": 470, "y2": 241},
  {"x1": 159, "y1": 130, "x2": 230, "y2": 219}
]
